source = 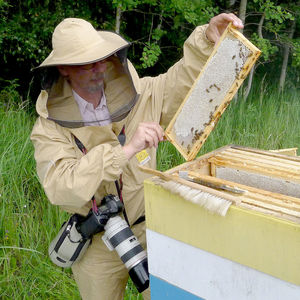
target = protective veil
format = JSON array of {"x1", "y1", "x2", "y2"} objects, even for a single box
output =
[{"x1": 34, "y1": 18, "x2": 138, "y2": 127}]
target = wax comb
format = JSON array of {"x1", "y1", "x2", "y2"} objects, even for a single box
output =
[{"x1": 165, "y1": 23, "x2": 261, "y2": 161}]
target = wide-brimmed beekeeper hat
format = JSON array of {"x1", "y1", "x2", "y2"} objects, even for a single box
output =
[
  {"x1": 36, "y1": 18, "x2": 130, "y2": 68},
  {"x1": 34, "y1": 18, "x2": 140, "y2": 127}
]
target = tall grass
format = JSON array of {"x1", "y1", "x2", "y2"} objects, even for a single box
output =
[{"x1": 1, "y1": 82, "x2": 299, "y2": 299}]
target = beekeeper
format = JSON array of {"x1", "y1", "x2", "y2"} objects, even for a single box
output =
[{"x1": 31, "y1": 13, "x2": 243, "y2": 300}]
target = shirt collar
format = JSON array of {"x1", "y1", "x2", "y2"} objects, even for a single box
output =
[{"x1": 72, "y1": 89, "x2": 107, "y2": 112}]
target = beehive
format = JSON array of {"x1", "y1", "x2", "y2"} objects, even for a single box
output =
[
  {"x1": 145, "y1": 145, "x2": 300, "y2": 299},
  {"x1": 165, "y1": 23, "x2": 261, "y2": 161}
]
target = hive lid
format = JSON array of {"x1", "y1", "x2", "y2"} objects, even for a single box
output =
[{"x1": 165, "y1": 23, "x2": 261, "y2": 161}]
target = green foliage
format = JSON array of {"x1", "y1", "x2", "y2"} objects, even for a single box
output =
[
  {"x1": 140, "y1": 41, "x2": 162, "y2": 68},
  {"x1": 251, "y1": 33, "x2": 278, "y2": 61},
  {"x1": 255, "y1": 0, "x2": 294, "y2": 25},
  {"x1": 138, "y1": 0, "x2": 217, "y2": 69},
  {"x1": 0, "y1": 0, "x2": 8, "y2": 9},
  {"x1": 0, "y1": 1, "x2": 95, "y2": 65},
  {"x1": 171, "y1": 0, "x2": 217, "y2": 26},
  {"x1": 0, "y1": 0, "x2": 219, "y2": 93},
  {"x1": 247, "y1": 0, "x2": 299, "y2": 80},
  {"x1": 140, "y1": 28, "x2": 165, "y2": 68},
  {"x1": 0, "y1": 1, "x2": 298, "y2": 96},
  {"x1": 139, "y1": 26, "x2": 165, "y2": 68},
  {"x1": 292, "y1": 39, "x2": 300, "y2": 68},
  {"x1": 0, "y1": 79, "x2": 23, "y2": 110},
  {"x1": 111, "y1": 0, "x2": 142, "y2": 10}
]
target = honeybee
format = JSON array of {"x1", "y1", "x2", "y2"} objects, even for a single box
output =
[
  {"x1": 243, "y1": 65, "x2": 249, "y2": 72},
  {"x1": 214, "y1": 84, "x2": 221, "y2": 91}
]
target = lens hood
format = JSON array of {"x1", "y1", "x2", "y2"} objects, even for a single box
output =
[{"x1": 128, "y1": 258, "x2": 149, "y2": 293}]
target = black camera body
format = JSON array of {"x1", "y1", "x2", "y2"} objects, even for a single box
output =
[{"x1": 78, "y1": 194, "x2": 123, "y2": 239}]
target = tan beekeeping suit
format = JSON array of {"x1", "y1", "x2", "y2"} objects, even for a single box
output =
[{"x1": 31, "y1": 18, "x2": 213, "y2": 300}]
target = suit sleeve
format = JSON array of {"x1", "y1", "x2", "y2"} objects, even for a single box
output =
[{"x1": 31, "y1": 117, "x2": 128, "y2": 208}]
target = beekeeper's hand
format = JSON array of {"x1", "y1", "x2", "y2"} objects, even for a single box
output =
[
  {"x1": 205, "y1": 13, "x2": 244, "y2": 45},
  {"x1": 122, "y1": 122, "x2": 164, "y2": 159}
]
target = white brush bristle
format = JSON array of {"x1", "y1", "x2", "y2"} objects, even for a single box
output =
[{"x1": 156, "y1": 180, "x2": 231, "y2": 216}]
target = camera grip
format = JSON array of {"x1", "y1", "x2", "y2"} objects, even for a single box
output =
[{"x1": 78, "y1": 211, "x2": 108, "y2": 239}]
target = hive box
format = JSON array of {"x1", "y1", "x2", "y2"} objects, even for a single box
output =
[{"x1": 145, "y1": 145, "x2": 300, "y2": 300}]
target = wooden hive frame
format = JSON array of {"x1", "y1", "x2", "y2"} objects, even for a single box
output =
[
  {"x1": 165, "y1": 23, "x2": 261, "y2": 161},
  {"x1": 167, "y1": 145, "x2": 300, "y2": 224}
]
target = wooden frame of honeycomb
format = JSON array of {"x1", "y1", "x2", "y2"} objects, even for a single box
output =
[{"x1": 165, "y1": 23, "x2": 261, "y2": 161}]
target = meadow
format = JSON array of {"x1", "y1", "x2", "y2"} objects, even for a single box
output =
[{"x1": 0, "y1": 83, "x2": 299, "y2": 299}]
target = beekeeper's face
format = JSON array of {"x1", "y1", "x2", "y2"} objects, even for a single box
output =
[{"x1": 58, "y1": 59, "x2": 107, "y2": 94}]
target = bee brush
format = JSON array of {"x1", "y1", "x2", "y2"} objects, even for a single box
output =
[{"x1": 139, "y1": 165, "x2": 242, "y2": 216}]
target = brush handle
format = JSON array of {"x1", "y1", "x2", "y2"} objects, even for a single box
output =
[
  {"x1": 138, "y1": 165, "x2": 172, "y2": 181},
  {"x1": 138, "y1": 165, "x2": 242, "y2": 205}
]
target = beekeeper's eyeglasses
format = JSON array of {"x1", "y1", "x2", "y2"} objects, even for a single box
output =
[{"x1": 78, "y1": 59, "x2": 107, "y2": 71}]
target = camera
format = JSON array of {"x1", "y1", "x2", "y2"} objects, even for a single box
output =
[
  {"x1": 79, "y1": 194, "x2": 149, "y2": 293},
  {"x1": 78, "y1": 194, "x2": 123, "y2": 239}
]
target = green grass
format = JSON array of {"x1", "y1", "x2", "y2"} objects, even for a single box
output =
[{"x1": 1, "y1": 84, "x2": 299, "y2": 299}]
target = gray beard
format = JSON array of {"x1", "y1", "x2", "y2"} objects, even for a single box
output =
[{"x1": 87, "y1": 81, "x2": 104, "y2": 93}]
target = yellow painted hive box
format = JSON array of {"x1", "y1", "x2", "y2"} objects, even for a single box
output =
[{"x1": 145, "y1": 145, "x2": 300, "y2": 299}]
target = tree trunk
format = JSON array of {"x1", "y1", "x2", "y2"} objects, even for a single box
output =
[
  {"x1": 243, "y1": 12, "x2": 264, "y2": 100},
  {"x1": 279, "y1": 20, "x2": 296, "y2": 92},
  {"x1": 243, "y1": 65, "x2": 255, "y2": 100},
  {"x1": 115, "y1": 5, "x2": 122, "y2": 34},
  {"x1": 157, "y1": 10, "x2": 164, "y2": 31},
  {"x1": 258, "y1": 13, "x2": 265, "y2": 39},
  {"x1": 238, "y1": 0, "x2": 247, "y2": 32},
  {"x1": 234, "y1": 0, "x2": 247, "y2": 101},
  {"x1": 227, "y1": 0, "x2": 237, "y2": 8}
]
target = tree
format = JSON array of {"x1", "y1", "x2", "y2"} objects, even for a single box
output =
[
  {"x1": 247, "y1": 0, "x2": 296, "y2": 89},
  {"x1": 0, "y1": 0, "x2": 298, "y2": 101},
  {"x1": 108, "y1": 0, "x2": 217, "y2": 70},
  {"x1": 239, "y1": 0, "x2": 247, "y2": 26},
  {"x1": 279, "y1": 19, "x2": 296, "y2": 92}
]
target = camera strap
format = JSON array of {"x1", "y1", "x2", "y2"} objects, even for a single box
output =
[{"x1": 72, "y1": 127, "x2": 130, "y2": 225}]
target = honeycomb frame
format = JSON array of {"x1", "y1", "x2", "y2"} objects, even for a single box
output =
[{"x1": 165, "y1": 23, "x2": 261, "y2": 161}]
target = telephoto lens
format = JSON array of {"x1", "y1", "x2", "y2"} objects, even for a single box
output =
[{"x1": 102, "y1": 216, "x2": 149, "y2": 293}]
